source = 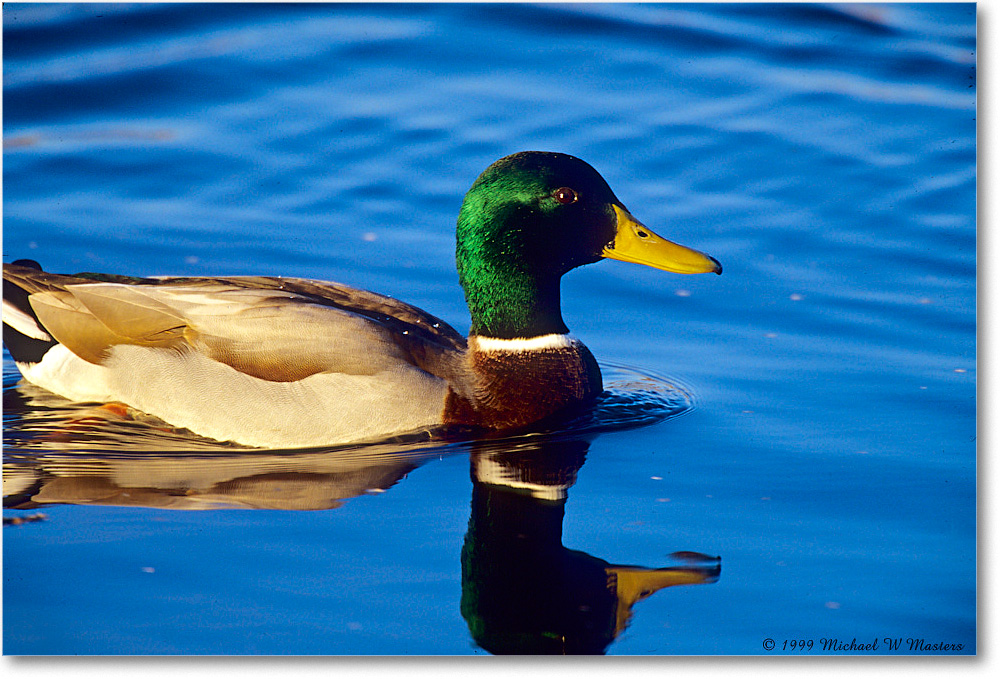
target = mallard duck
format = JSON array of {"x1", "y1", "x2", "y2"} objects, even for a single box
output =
[{"x1": 3, "y1": 152, "x2": 721, "y2": 448}]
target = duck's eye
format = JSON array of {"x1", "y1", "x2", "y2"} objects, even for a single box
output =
[{"x1": 553, "y1": 187, "x2": 578, "y2": 204}]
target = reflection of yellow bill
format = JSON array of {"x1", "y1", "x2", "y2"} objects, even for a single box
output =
[
  {"x1": 603, "y1": 204, "x2": 722, "y2": 274},
  {"x1": 608, "y1": 564, "x2": 721, "y2": 636}
]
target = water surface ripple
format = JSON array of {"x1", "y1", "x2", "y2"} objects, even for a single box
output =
[{"x1": 2, "y1": 2, "x2": 975, "y2": 655}]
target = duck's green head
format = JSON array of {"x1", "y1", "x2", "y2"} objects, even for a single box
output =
[{"x1": 457, "y1": 151, "x2": 721, "y2": 339}]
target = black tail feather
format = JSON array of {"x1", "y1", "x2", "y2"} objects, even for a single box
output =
[{"x1": 4, "y1": 260, "x2": 59, "y2": 364}]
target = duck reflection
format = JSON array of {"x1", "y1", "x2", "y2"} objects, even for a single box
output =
[
  {"x1": 4, "y1": 443, "x2": 447, "y2": 511},
  {"x1": 4, "y1": 384, "x2": 720, "y2": 655},
  {"x1": 462, "y1": 436, "x2": 720, "y2": 655}
]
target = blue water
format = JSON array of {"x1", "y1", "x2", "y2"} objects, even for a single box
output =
[{"x1": 2, "y1": 3, "x2": 976, "y2": 655}]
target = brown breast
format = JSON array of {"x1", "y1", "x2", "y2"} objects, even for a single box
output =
[{"x1": 443, "y1": 336, "x2": 603, "y2": 431}]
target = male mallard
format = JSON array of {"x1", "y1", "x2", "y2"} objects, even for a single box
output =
[{"x1": 3, "y1": 152, "x2": 721, "y2": 448}]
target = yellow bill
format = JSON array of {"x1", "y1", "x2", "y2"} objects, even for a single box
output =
[{"x1": 602, "y1": 204, "x2": 722, "y2": 275}]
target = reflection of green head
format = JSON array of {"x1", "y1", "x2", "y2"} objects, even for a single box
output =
[
  {"x1": 460, "y1": 483, "x2": 619, "y2": 654},
  {"x1": 460, "y1": 439, "x2": 721, "y2": 654}
]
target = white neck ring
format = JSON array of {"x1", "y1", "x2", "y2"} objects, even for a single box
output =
[{"x1": 471, "y1": 333, "x2": 576, "y2": 352}]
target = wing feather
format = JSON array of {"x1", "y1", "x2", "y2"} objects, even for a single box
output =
[{"x1": 4, "y1": 264, "x2": 468, "y2": 383}]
